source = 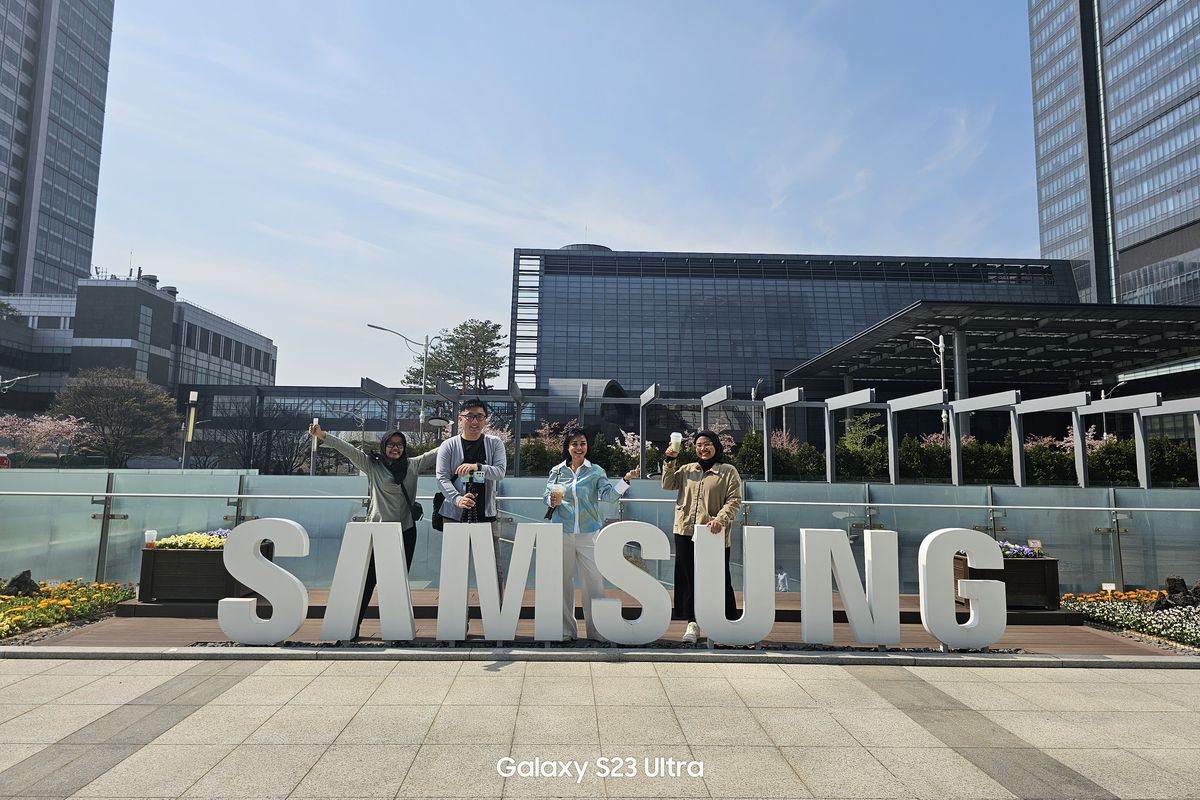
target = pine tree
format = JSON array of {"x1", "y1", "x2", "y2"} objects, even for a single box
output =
[{"x1": 402, "y1": 319, "x2": 506, "y2": 392}]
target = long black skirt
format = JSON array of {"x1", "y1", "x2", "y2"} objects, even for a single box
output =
[
  {"x1": 672, "y1": 533, "x2": 738, "y2": 623},
  {"x1": 355, "y1": 525, "x2": 417, "y2": 638}
]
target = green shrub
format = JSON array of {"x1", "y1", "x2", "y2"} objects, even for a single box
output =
[
  {"x1": 730, "y1": 431, "x2": 763, "y2": 479},
  {"x1": 1025, "y1": 445, "x2": 1076, "y2": 485}
]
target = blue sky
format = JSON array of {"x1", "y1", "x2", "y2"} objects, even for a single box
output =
[{"x1": 91, "y1": 1, "x2": 1039, "y2": 386}]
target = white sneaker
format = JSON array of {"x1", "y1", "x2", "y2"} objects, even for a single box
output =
[{"x1": 682, "y1": 622, "x2": 699, "y2": 644}]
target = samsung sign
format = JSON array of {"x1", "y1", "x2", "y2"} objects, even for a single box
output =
[{"x1": 217, "y1": 520, "x2": 1007, "y2": 650}]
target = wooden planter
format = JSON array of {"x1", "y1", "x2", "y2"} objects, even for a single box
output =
[
  {"x1": 138, "y1": 543, "x2": 274, "y2": 603},
  {"x1": 953, "y1": 554, "x2": 1060, "y2": 610}
]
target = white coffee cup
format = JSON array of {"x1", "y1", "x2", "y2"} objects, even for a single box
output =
[{"x1": 669, "y1": 432, "x2": 683, "y2": 453}]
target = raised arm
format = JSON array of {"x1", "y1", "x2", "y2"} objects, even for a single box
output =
[
  {"x1": 598, "y1": 465, "x2": 639, "y2": 502},
  {"x1": 410, "y1": 447, "x2": 438, "y2": 474},
  {"x1": 661, "y1": 456, "x2": 681, "y2": 490},
  {"x1": 319, "y1": 430, "x2": 371, "y2": 473}
]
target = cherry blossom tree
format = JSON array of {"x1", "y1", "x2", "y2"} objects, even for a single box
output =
[{"x1": 0, "y1": 414, "x2": 93, "y2": 465}]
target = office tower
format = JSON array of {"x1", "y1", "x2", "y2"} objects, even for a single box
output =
[
  {"x1": 509, "y1": 246, "x2": 1078, "y2": 396},
  {"x1": 0, "y1": 0, "x2": 113, "y2": 295},
  {"x1": 0, "y1": 274, "x2": 277, "y2": 411},
  {"x1": 1030, "y1": 0, "x2": 1199, "y2": 305}
]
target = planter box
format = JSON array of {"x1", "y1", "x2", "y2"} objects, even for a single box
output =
[
  {"x1": 138, "y1": 543, "x2": 274, "y2": 603},
  {"x1": 953, "y1": 554, "x2": 1060, "y2": 610}
]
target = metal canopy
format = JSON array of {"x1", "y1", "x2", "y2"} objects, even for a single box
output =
[{"x1": 785, "y1": 301, "x2": 1200, "y2": 386}]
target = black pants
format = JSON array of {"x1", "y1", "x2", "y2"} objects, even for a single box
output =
[
  {"x1": 355, "y1": 526, "x2": 416, "y2": 638},
  {"x1": 672, "y1": 533, "x2": 738, "y2": 623}
]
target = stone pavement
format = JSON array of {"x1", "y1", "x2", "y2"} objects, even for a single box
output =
[{"x1": 1, "y1": 657, "x2": 1200, "y2": 798}]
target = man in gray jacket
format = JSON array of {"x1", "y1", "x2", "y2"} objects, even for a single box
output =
[{"x1": 436, "y1": 398, "x2": 508, "y2": 580}]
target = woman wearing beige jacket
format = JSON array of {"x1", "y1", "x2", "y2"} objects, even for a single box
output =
[{"x1": 661, "y1": 430, "x2": 742, "y2": 643}]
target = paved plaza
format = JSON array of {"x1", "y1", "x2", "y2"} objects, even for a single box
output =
[{"x1": 0, "y1": 655, "x2": 1199, "y2": 799}]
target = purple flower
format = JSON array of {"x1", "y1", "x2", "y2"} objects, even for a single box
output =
[{"x1": 998, "y1": 540, "x2": 1044, "y2": 558}]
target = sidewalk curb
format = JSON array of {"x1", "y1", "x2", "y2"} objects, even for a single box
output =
[{"x1": 2, "y1": 645, "x2": 1198, "y2": 668}]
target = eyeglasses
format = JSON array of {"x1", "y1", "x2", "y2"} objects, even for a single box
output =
[
  {"x1": 384, "y1": 442, "x2": 405, "y2": 450},
  {"x1": 459, "y1": 413, "x2": 486, "y2": 421}
]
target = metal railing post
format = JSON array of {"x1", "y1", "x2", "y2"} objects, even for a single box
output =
[{"x1": 92, "y1": 472, "x2": 115, "y2": 583}]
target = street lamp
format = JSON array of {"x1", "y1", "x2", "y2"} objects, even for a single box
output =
[
  {"x1": 752, "y1": 378, "x2": 765, "y2": 434},
  {"x1": 367, "y1": 324, "x2": 442, "y2": 441},
  {"x1": 1100, "y1": 380, "x2": 1127, "y2": 438},
  {"x1": 915, "y1": 335, "x2": 948, "y2": 440},
  {"x1": 181, "y1": 390, "x2": 198, "y2": 470}
]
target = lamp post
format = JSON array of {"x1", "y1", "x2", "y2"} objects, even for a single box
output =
[
  {"x1": 752, "y1": 378, "x2": 765, "y2": 429},
  {"x1": 915, "y1": 335, "x2": 948, "y2": 440},
  {"x1": 1100, "y1": 380, "x2": 1127, "y2": 439},
  {"x1": 181, "y1": 390, "x2": 198, "y2": 470},
  {"x1": 367, "y1": 324, "x2": 441, "y2": 441}
]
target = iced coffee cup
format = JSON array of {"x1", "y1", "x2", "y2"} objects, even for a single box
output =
[
  {"x1": 549, "y1": 483, "x2": 566, "y2": 505},
  {"x1": 669, "y1": 432, "x2": 683, "y2": 455},
  {"x1": 144, "y1": 529, "x2": 158, "y2": 550}
]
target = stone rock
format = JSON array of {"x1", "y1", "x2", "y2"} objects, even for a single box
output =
[
  {"x1": 1156, "y1": 576, "x2": 1200, "y2": 609},
  {"x1": 1165, "y1": 576, "x2": 1189, "y2": 596},
  {"x1": 2, "y1": 570, "x2": 39, "y2": 596}
]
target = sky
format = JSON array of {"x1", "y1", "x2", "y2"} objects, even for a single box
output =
[{"x1": 90, "y1": 1, "x2": 1041, "y2": 387}]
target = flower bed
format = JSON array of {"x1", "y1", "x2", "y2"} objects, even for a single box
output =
[
  {"x1": 139, "y1": 528, "x2": 268, "y2": 603},
  {"x1": 153, "y1": 530, "x2": 229, "y2": 550},
  {"x1": 0, "y1": 580, "x2": 135, "y2": 639},
  {"x1": 1062, "y1": 589, "x2": 1200, "y2": 647},
  {"x1": 954, "y1": 540, "x2": 1060, "y2": 609}
]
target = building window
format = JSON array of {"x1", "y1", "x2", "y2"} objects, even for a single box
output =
[{"x1": 138, "y1": 305, "x2": 152, "y2": 342}]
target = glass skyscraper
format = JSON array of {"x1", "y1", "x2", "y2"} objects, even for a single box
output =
[
  {"x1": 0, "y1": 0, "x2": 112, "y2": 295},
  {"x1": 1029, "y1": 0, "x2": 1200, "y2": 306},
  {"x1": 509, "y1": 246, "x2": 1079, "y2": 396}
]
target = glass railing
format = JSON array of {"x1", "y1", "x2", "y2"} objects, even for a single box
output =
[{"x1": 2, "y1": 471, "x2": 1198, "y2": 595}]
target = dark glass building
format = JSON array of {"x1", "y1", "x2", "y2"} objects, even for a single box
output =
[
  {"x1": 1029, "y1": 0, "x2": 1200, "y2": 306},
  {"x1": 509, "y1": 246, "x2": 1079, "y2": 396},
  {"x1": 0, "y1": 0, "x2": 113, "y2": 295},
  {"x1": 0, "y1": 273, "x2": 276, "y2": 411}
]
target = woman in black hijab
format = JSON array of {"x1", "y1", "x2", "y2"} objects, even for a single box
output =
[
  {"x1": 310, "y1": 423, "x2": 437, "y2": 639},
  {"x1": 660, "y1": 430, "x2": 743, "y2": 644}
]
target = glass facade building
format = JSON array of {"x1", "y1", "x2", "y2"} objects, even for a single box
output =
[
  {"x1": 0, "y1": 274, "x2": 276, "y2": 411},
  {"x1": 1029, "y1": 0, "x2": 1200, "y2": 306},
  {"x1": 509, "y1": 246, "x2": 1079, "y2": 397},
  {"x1": 0, "y1": 0, "x2": 112, "y2": 295}
]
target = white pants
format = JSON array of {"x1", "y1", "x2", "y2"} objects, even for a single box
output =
[{"x1": 562, "y1": 532, "x2": 606, "y2": 640}]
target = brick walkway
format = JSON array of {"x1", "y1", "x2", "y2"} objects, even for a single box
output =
[{"x1": 2, "y1": 657, "x2": 1200, "y2": 798}]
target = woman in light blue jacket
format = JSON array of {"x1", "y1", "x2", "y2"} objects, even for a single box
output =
[{"x1": 545, "y1": 428, "x2": 639, "y2": 639}]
